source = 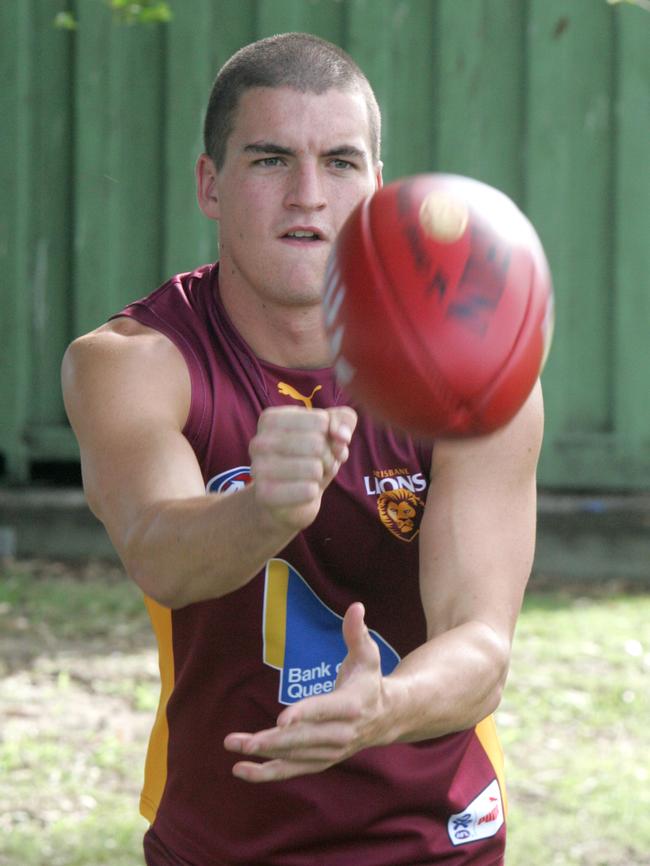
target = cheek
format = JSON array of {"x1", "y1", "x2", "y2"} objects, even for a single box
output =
[
  {"x1": 221, "y1": 208, "x2": 264, "y2": 249},
  {"x1": 224, "y1": 179, "x2": 274, "y2": 225},
  {"x1": 333, "y1": 182, "x2": 377, "y2": 222}
]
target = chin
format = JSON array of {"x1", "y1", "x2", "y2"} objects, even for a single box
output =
[
  {"x1": 280, "y1": 272, "x2": 326, "y2": 306},
  {"x1": 282, "y1": 286, "x2": 324, "y2": 307}
]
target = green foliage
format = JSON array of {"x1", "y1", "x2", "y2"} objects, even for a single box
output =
[
  {"x1": 607, "y1": 0, "x2": 650, "y2": 10},
  {"x1": 54, "y1": 0, "x2": 172, "y2": 30},
  {"x1": 53, "y1": 11, "x2": 77, "y2": 30},
  {"x1": 108, "y1": 0, "x2": 172, "y2": 25}
]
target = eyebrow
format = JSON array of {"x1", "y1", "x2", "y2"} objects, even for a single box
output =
[{"x1": 243, "y1": 142, "x2": 368, "y2": 162}]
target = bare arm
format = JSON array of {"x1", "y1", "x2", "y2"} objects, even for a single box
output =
[
  {"x1": 62, "y1": 319, "x2": 355, "y2": 609},
  {"x1": 224, "y1": 382, "x2": 543, "y2": 781},
  {"x1": 381, "y1": 379, "x2": 543, "y2": 740}
]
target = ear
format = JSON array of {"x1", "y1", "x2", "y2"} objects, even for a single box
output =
[
  {"x1": 375, "y1": 160, "x2": 384, "y2": 190},
  {"x1": 196, "y1": 153, "x2": 220, "y2": 220}
]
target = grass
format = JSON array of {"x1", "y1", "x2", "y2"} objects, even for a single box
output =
[
  {"x1": 0, "y1": 561, "x2": 154, "y2": 866},
  {"x1": 501, "y1": 590, "x2": 650, "y2": 865},
  {"x1": 1, "y1": 561, "x2": 649, "y2": 865}
]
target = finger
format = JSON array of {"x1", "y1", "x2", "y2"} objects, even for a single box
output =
[
  {"x1": 251, "y1": 430, "x2": 327, "y2": 459},
  {"x1": 327, "y1": 406, "x2": 358, "y2": 443},
  {"x1": 325, "y1": 407, "x2": 357, "y2": 475},
  {"x1": 232, "y1": 757, "x2": 329, "y2": 784},
  {"x1": 337, "y1": 603, "x2": 381, "y2": 686},
  {"x1": 253, "y1": 478, "x2": 320, "y2": 507},
  {"x1": 224, "y1": 732, "x2": 255, "y2": 754},
  {"x1": 342, "y1": 602, "x2": 370, "y2": 654},
  {"x1": 277, "y1": 691, "x2": 363, "y2": 728},
  {"x1": 252, "y1": 455, "x2": 324, "y2": 483},
  {"x1": 320, "y1": 448, "x2": 340, "y2": 481},
  {"x1": 228, "y1": 723, "x2": 355, "y2": 764},
  {"x1": 258, "y1": 406, "x2": 329, "y2": 433},
  {"x1": 227, "y1": 717, "x2": 355, "y2": 754},
  {"x1": 234, "y1": 740, "x2": 341, "y2": 764}
]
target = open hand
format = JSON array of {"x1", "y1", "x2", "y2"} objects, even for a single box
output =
[{"x1": 224, "y1": 603, "x2": 391, "y2": 782}]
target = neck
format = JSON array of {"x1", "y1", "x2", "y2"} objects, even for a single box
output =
[{"x1": 218, "y1": 274, "x2": 333, "y2": 370}]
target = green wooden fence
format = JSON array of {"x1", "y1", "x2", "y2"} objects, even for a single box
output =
[{"x1": 1, "y1": 0, "x2": 649, "y2": 487}]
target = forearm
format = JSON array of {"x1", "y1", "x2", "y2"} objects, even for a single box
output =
[
  {"x1": 121, "y1": 483, "x2": 296, "y2": 608},
  {"x1": 381, "y1": 621, "x2": 510, "y2": 743},
  {"x1": 93, "y1": 407, "x2": 355, "y2": 610}
]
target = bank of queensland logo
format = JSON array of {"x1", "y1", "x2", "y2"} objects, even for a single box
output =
[
  {"x1": 263, "y1": 558, "x2": 400, "y2": 705},
  {"x1": 447, "y1": 779, "x2": 504, "y2": 847},
  {"x1": 206, "y1": 466, "x2": 252, "y2": 495},
  {"x1": 365, "y1": 467, "x2": 427, "y2": 542}
]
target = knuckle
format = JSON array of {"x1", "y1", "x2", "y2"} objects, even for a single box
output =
[
  {"x1": 310, "y1": 408, "x2": 329, "y2": 426},
  {"x1": 307, "y1": 458, "x2": 324, "y2": 481},
  {"x1": 346, "y1": 697, "x2": 363, "y2": 719},
  {"x1": 253, "y1": 479, "x2": 278, "y2": 504},
  {"x1": 302, "y1": 480, "x2": 320, "y2": 500},
  {"x1": 249, "y1": 432, "x2": 274, "y2": 457},
  {"x1": 304, "y1": 432, "x2": 325, "y2": 455},
  {"x1": 249, "y1": 453, "x2": 269, "y2": 475}
]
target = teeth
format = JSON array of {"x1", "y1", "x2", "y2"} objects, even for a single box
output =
[{"x1": 288, "y1": 230, "x2": 318, "y2": 238}]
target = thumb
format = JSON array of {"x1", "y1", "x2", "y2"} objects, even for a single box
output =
[
  {"x1": 323, "y1": 407, "x2": 357, "y2": 484},
  {"x1": 327, "y1": 406, "x2": 358, "y2": 447},
  {"x1": 336, "y1": 603, "x2": 380, "y2": 688},
  {"x1": 342, "y1": 602, "x2": 368, "y2": 652}
]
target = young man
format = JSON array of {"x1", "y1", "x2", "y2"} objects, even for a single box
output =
[{"x1": 62, "y1": 33, "x2": 543, "y2": 866}]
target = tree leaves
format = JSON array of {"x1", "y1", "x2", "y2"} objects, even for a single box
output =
[
  {"x1": 54, "y1": 1, "x2": 172, "y2": 30},
  {"x1": 607, "y1": 0, "x2": 650, "y2": 11}
]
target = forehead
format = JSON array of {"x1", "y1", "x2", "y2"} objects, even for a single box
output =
[{"x1": 227, "y1": 86, "x2": 373, "y2": 157}]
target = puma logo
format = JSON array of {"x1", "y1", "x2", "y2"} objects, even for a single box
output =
[{"x1": 277, "y1": 382, "x2": 322, "y2": 409}]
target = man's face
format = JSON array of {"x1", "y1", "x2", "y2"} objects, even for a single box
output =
[{"x1": 203, "y1": 86, "x2": 381, "y2": 309}]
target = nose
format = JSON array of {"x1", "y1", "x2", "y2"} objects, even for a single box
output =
[{"x1": 284, "y1": 161, "x2": 326, "y2": 211}]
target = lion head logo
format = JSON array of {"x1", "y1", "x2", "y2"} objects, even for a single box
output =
[{"x1": 377, "y1": 488, "x2": 425, "y2": 542}]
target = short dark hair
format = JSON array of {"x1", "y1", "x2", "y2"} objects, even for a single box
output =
[{"x1": 203, "y1": 32, "x2": 381, "y2": 169}]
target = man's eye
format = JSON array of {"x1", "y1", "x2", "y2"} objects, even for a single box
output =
[
  {"x1": 330, "y1": 159, "x2": 354, "y2": 170},
  {"x1": 256, "y1": 157, "x2": 284, "y2": 167}
]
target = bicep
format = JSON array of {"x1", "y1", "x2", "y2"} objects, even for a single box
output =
[
  {"x1": 419, "y1": 381, "x2": 544, "y2": 642},
  {"x1": 62, "y1": 329, "x2": 206, "y2": 556}
]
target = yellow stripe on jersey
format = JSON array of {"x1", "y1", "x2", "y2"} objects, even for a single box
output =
[
  {"x1": 263, "y1": 558, "x2": 289, "y2": 669},
  {"x1": 475, "y1": 714, "x2": 508, "y2": 814},
  {"x1": 140, "y1": 595, "x2": 175, "y2": 823}
]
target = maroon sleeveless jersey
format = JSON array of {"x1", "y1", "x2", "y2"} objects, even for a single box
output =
[{"x1": 115, "y1": 263, "x2": 506, "y2": 866}]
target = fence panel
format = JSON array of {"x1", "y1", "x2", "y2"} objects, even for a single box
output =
[
  {"x1": 1, "y1": 1, "x2": 31, "y2": 481},
  {"x1": 73, "y1": 1, "x2": 166, "y2": 337},
  {"x1": 1, "y1": 0, "x2": 649, "y2": 489},
  {"x1": 613, "y1": 11, "x2": 650, "y2": 457},
  {"x1": 434, "y1": 0, "x2": 526, "y2": 200},
  {"x1": 164, "y1": 0, "x2": 257, "y2": 276}
]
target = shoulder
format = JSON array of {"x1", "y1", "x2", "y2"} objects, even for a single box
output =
[
  {"x1": 64, "y1": 316, "x2": 188, "y2": 369},
  {"x1": 62, "y1": 318, "x2": 191, "y2": 430}
]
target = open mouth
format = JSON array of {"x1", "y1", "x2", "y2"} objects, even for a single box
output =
[{"x1": 283, "y1": 229, "x2": 324, "y2": 242}]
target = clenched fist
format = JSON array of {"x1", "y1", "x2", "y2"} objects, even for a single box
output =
[{"x1": 249, "y1": 405, "x2": 357, "y2": 532}]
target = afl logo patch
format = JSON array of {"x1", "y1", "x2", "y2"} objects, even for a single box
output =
[{"x1": 206, "y1": 466, "x2": 252, "y2": 495}]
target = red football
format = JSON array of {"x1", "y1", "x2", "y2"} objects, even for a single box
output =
[{"x1": 322, "y1": 173, "x2": 554, "y2": 437}]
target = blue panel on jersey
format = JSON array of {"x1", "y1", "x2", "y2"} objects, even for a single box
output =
[{"x1": 263, "y1": 559, "x2": 400, "y2": 705}]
